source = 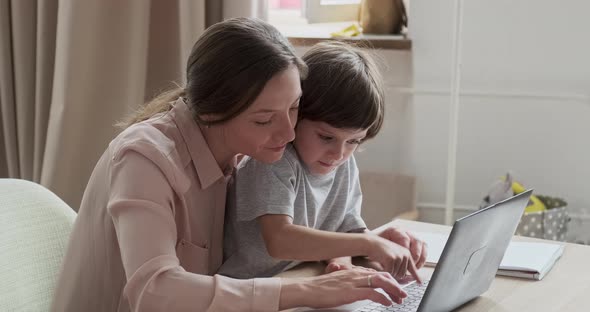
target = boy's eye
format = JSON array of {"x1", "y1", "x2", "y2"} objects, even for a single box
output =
[
  {"x1": 290, "y1": 105, "x2": 299, "y2": 111},
  {"x1": 318, "y1": 134, "x2": 332, "y2": 142},
  {"x1": 347, "y1": 139, "x2": 362, "y2": 145}
]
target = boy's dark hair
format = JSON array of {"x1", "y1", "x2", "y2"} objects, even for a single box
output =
[{"x1": 300, "y1": 41, "x2": 384, "y2": 141}]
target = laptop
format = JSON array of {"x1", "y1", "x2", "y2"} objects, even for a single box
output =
[{"x1": 295, "y1": 190, "x2": 533, "y2": 312}]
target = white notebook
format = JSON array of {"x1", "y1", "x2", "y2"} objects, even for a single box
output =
[{"x1": 414, "y1": 231, "x2": 565, "y2": 280}]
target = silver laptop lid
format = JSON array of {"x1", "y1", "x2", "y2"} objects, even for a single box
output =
[{"x1": 417, "y1": 190, "x2": 533, "y2": 312}]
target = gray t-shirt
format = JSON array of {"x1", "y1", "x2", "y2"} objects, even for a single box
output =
[{"x1": 218, "y1": 144, "x2": 366, "y2": 279}]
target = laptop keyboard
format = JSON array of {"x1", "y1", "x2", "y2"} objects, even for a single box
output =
[{"x1": 354, "y1": 280, "x2": 429, "y2": 312}]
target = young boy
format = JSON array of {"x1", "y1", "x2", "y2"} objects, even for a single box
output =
[{"x1": 219, "y1": 42, "x2": 424, "y2": 281}]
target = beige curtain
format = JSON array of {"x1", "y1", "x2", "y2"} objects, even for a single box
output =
[{"x1": 0, "y1": 0, "x2": 206, "y2": 210}]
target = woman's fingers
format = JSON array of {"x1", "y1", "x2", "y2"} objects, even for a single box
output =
[
  {"x1": 355, "y1": 288, "x2": 393, "y2": 306},
  {"x1": 396, "y1": 274, "x2": 416, "y2": 285},
  {"x1": 295, "y1": 269, "x2": 411, "y2": 309},
  {"x1": 368, "y1": 273, "x2": 407, "y2": 304},
  {"x1": 343, "y1": 287, "x2": 393, "y2": 307}
]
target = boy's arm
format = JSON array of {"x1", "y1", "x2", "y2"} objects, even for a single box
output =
[{"x1": 258, "y1": 214, "x2": 372, "y2": 261}]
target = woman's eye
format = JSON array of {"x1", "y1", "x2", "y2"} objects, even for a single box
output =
[{"x1": 255, "y1": 120, "x2": 271, "y2": 126}]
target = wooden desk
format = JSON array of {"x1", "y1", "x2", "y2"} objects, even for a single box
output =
[{"x1": 279, "y1": 220, "x2": 590, "y2": 311}]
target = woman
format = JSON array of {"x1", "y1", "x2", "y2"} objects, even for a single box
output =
[{"x1": 51, "y1": 18, "x2": 416, "y2": 312}]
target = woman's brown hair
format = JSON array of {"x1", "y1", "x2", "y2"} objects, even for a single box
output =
[
  {"x1": 119, "y1": 17, "x2": 307, "y2": 128},
  {"x1": 300, "y1": 41, "x2": 384, "y2": 141}
]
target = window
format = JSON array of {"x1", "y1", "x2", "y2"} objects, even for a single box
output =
[
  {"x1": 268, "y1": 0, "x2": 361, "y2": 26},
  {"x1": 268, "y1": 0, "x2": 307, "y2": 26},
  {"x1": 267, "y1": 0, "x2": 411, "y2": 50},
  {"x1": 307, "y1": 0, "x2": 361, "y2": 23}
]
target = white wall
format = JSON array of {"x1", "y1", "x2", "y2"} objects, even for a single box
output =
[
  {"x1": 301, "y1": 0, "x2": 590, "y2": 242},
  {"x1": 408, "y1": 0, "x2": 590, "y2": 226}
]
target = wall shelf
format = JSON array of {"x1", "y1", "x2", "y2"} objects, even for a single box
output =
[{"x1": 276, "y1": 22, "x2": 411, "y2": 50}]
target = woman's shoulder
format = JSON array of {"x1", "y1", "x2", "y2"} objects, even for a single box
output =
[
  {"x1": 110, "y1": 121, "x2": 177, "y2": 160},
  {"x1": 108, "y1": 120, "x2": 190, "y2": 191}
]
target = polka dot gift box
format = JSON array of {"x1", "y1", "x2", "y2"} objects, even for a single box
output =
[
  {"x1": 481, "y1": 173, "x2": 570, "y2": 242},
  {"x1": 515, "y1": 197, "x2": 569, "y2": 241}
]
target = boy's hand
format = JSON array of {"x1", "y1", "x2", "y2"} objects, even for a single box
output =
[
  {"x1": 365, "y1": 236, "x2": 422, "y2": 283},
  {"x1": 371, "y1": 225, "x2": 428, "y2": 269}
]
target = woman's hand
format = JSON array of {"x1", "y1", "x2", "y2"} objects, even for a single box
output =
[
  {"x1": 279, "y1": 268, "x2": 407, "y2": 310},
  {"x1": 371, "y1": 225, "x2": 428, "y2": 269},
  {"x1": 324, "y1": 257, "x2": 375, "y2": 274},
  {"x1": 365, "y1": 236, "x2": 421, "y2": 282}
]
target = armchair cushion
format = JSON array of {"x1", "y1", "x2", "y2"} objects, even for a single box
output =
[{"x1": 0, "y1": 179, "x2": 76, "y2": 311}]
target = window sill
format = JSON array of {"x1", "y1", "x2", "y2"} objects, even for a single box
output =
[{"x1": 276, "y1": 22, "x2": 411, "y2": 50}]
